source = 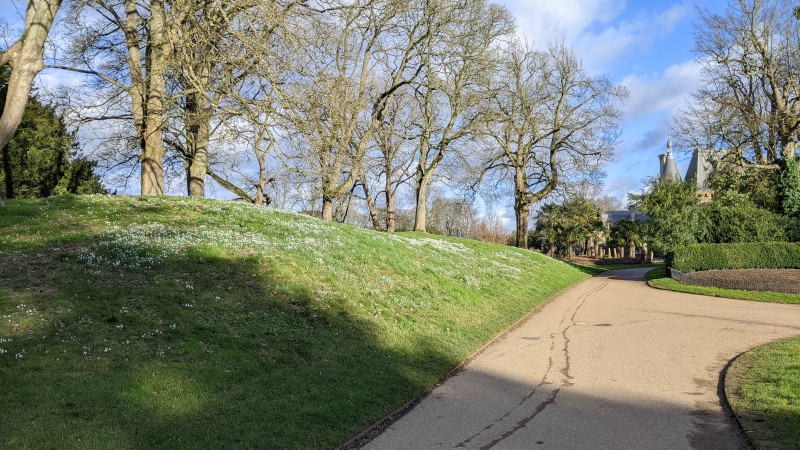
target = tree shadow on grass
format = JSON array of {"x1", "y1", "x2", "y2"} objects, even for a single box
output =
[{"x1": 0, "y1": 245, "x2": 459, "y2": 449}]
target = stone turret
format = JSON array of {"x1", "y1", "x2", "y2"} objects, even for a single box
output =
[{"x1": 660, "y1": 138, "x2": 681, "y2": 182}]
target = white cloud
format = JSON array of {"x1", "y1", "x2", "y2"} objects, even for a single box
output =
[
  {"x1": 620, "y1": 59, "x2": 703, "y2": 118},
  {"x1": 501, "y1": 0, "x2": 624, "y2": 45},
  {"x1": 603, "y1": 176, "x2": 641, "y2": 203},
  {"x1": 576, "y1": 3, "x2": 692, "y2": 70},
  {"x1": 498, "y1": 1, "x2": 693, "y2": 70}
]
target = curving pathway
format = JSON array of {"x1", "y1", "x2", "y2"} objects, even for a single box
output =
[{"x1": 364, "y1": 268, "x2": 800, "y2": 449}]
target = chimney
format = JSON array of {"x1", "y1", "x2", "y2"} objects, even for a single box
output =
[{"x1": 658, "y1": 154, "x2": 667, "y2": 178}]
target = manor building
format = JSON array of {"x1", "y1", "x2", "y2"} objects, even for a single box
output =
[{"x1": 659, "y1": 138, "x2": 721, "y2": 203}]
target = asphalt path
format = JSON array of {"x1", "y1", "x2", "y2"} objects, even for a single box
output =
[{"x1": 364, "y1": 268, "x2": 800, "y2": 449}]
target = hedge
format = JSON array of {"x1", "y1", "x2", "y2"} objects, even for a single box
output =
[{"x1": 669, "y1": 242, "x2": 800, "y2": 273}]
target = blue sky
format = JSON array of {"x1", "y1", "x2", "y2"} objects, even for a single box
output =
[
  {"x1": 2, "y1": 0, "x2": 730, "y2": 210},
  {"x1": 497, "y1": 0, "x2": 729, "y2": 205}
]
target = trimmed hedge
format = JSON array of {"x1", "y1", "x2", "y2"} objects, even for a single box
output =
[{"x1": 670, "y1": 242, "x2": 800, "y2": 273}]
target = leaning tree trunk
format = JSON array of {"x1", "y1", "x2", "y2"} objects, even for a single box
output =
[
  {"x1": 359, "y1": 169, "x2": 382, "y2": 231},
  {"x1": 0, "y1": 0, "x2": 62, "y2": 155}
]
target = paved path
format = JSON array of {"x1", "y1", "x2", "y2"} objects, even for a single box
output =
[{"x1": 365, "y1": 268, "x2": 800, "y2": 449}]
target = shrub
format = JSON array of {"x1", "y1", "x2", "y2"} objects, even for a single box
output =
[
  {"x1": 702, "y1": 191, "x2": 787, "y2": 243},
  {"x1": 670, "y1": 242, "x2": 800, "y2": 272}
]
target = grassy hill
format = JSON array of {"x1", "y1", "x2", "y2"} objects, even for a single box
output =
[{"x1": 0, "y1": 195, "x2": 589, "y2": 449}]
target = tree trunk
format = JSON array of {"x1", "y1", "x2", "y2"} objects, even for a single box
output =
[
  {"x1": 629, "y1": 244, "x2": 636, "y2": 260},
  {"x1": 359, "y1": 170, "x2": 382, "y2": 231},
  {"x1": 207, "y1": 166, "x2": 253, "y2": 203},
  {"x1": 513, "y1": 201, "x2": 531, "y2": 249},
  {"x1": 784, "y1": 141, "x2": 798, "y2": 162},
  {"x1": 321, "y1": 195, "x2": 334, "y2": 221},
  {"x1": 187, "y1": 123, "x2": 209, "y2": 197},
  {"x1": 385, "y1": 172, "x2": 396, "y2": 233},
  {"x1": 386, "y1": 190, "x2": 396, "y2": 233},
  {"x1": 141, "y1": 0, "x2": 167, "y2": 196},
  {"x1": 185, "y1": 93, "x2": 210, "y2": 198},
  {"x1": 1, "y1": 144, "x2": 12, "y2": 198},
  {"x1": 0, "y1": 0, "x2": 62, "y2": 154},
  {"x1": 254, "y1": 151, "x2": 271, "y2": 207},
  {"x1": 413, "y1": 177, "x2": 430, "y2": 232}
]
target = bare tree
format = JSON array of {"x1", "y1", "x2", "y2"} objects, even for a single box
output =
[
  {"x1": 359, "y1": 92, "x2": 417, "y2": 231},
  {"x1": 409, "y1": 0, "x2": 514, "y2": 232},
  {"x1": 168, "y1": 0, "x2": 303, "y2": 198},
  {"x1": 677, "y1": 0, "x2": 800, "y2": 167},
  {"x1": 0, "y1": 0, "x2": 63, "y2": 155},
  {"x1": 283, "y1": 0, "x2": 430, "y2": 221},
  {"x1": 58, "y1": 0, "x2": 193, "y2": 195},
  {"x1": 483, "y1": 42, "x2": 626, "y2": 248}
]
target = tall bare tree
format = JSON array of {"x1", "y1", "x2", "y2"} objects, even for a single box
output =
[
  {"x1": 0, "y1": 0, "x2": 63, "y2": 155},
  {"x1": 168, "y1": 0, "x2": 303, "y2": 198},
  {"x1": 483, "y1": 42, "x2": 626, "y2": 248},
  {"x1": 370, "y1": 93, "x2": 417, "y2": 232},
  {"x1": 59, "y1": 0, "x2": 195, "y2": 195},
  {"x1": 409, "y1": 0, "x2": 514, "y2": 232},
  {"x1": 283, "y1": 0, "x2": 430, "y2": 221},
  {"x1": 677, "y1": 0, "x2": 800, "y2": 168}
]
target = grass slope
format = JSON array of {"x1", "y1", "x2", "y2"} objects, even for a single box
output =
[
  {"x1": 726, "y1": 336, "x2": 800, "y2": 449},
  {"x1": 0, "y1": 195, "x2": 589, "y2": 449},
  {"x1": 646, "y1": 267, "x2": 800, "y2": 304}
]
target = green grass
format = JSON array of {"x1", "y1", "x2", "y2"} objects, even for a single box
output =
[
  {"x1": 645, "y1": 267, "x2": 800, "y2": 304},
  {"x1": 726, "y1": 336, "x2": 800, "y2": 449},
  {"x1": 0, "y1": 195, "x2": 590, "y2": 449},
  {"x1": 566, "y1": 261, "x2": 658, "y2": 276}
]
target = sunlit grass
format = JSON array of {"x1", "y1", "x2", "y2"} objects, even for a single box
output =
[
  {"x1": 727, "y1": 336, "x2": 800, "y2": 449},
  {"x1": 0, "y1": 195, "x2": 590, "y2": 448},
  {"x1": 646, "y1": 267, "x2": 800, "y2": 304}
]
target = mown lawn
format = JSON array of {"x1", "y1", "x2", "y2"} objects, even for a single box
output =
[
  {"x1": 726, "y1": 336, "x2": 800, "y2": 449},
  {"x1": 646, "y1": 267, "x2": 800, "y2": 304},
  {"x1": 0, "y1": 195, "x2": 589, "y2": 449}
]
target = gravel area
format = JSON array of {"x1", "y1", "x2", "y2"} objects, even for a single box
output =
[{"x1": 682, "y1": 269, "x2": 800, "y2": 294}]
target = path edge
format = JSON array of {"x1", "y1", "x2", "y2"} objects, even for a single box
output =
[{"x1": 338, "y1": 272, "x2": 604, "y2": 449}]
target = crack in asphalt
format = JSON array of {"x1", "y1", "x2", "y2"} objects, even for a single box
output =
[{"x1": 455, "y1": 281, "x2": 609, "y2": 449}]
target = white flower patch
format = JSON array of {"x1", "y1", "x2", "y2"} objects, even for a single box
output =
[
  {"x1": 399, "y1": 237, "x2": 475, "y2": 257},
  {"x1": 490, "y1": 261, "x2": 524, "y2": 276}
]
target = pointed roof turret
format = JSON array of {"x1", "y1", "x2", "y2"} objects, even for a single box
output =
[
  {"x1": 661, "y1": 136, "x2": 681, "y2": 182},
  {"x1": 685, "y1": 148, "x2": 705, "y2": 188}
]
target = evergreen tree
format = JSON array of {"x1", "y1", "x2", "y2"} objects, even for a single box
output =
[
  {"x1": 702, "y1": 190, "x2": 787, "y2": 243},
  {"x1": 779, "y1": 159, "x2": 800, "y2": 218},
  {"x1": 632, "y1": 179, "x2": 710, "y2": 256},
  {"x1": 0, "y1": 67, "x2": 105, "y2": 198}
]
